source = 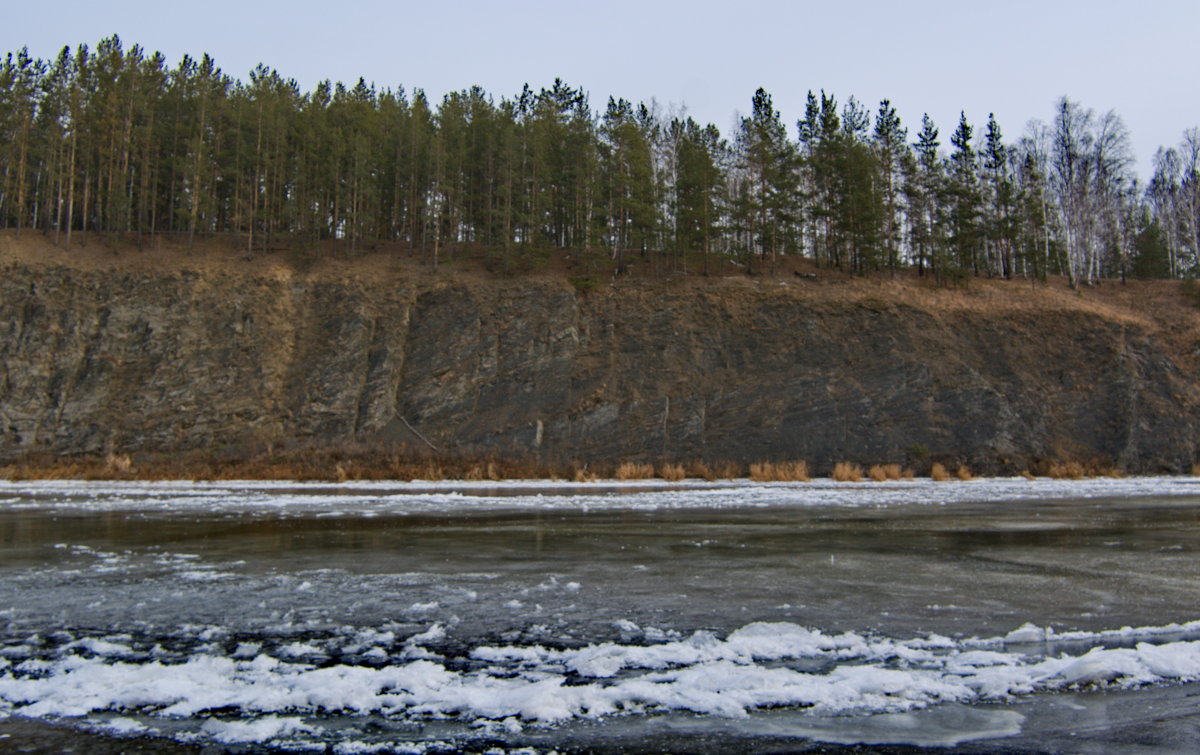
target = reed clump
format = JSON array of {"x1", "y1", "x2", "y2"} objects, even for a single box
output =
[
  {"x1": 105, "y1": 452, "x2": 134, "y2": 475},
  {"x1": 688, "y1": 461, "x2": 716, "y2": 481},
  {"x1": 711, "y1": 460, "x2": 742, "y2": 479},
  {"x1": 1040, "y1": 458, "x2": 1124, "y2": 479},
  {"x1": 659, "y1": 463, "x2": 686, "y2": 481},
  {"x1": 779, "y1": 460, "x2": 811, "y2": 481},
  {"x1": 1047, "y1": 461, "x2": 1086, "y2": 480},
  {"x1": 867, "y1": 463, "x2": 903, "y2": 482},
  {"x1": 831, "y1": 462, "x2": 863, "y2": 482},
  {"x1": 615, "y1": 461, "x2": 655, "y2": 480},
  {"x1": 930, "y1": 462, "x2": 950, "y2": 481},
  {"x1": 416, "y1": 460, "x2": 444, "y2": 481},
  {"x1": 749, "y1": 460, "x2": 810, "y2": 482},
  {"x1": 464, "y1": 461, "x2": 502, "y2": 481},
  {"x1": 955, "y1": 465, "x2": 974, "y2": 481}
]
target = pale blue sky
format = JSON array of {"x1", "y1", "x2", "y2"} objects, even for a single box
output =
[{"x1": 5, "y1": 1, "x2": 1196, "y2": 178}]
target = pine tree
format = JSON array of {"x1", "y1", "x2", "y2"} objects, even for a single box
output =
[
  {"x1": 734, "y1": 87, "x2": 798, "y2": 274},
  {"x1": 804, "y1": 91, "x2": 842, "y2": 267},
  {"x1": 1131, "y1": 206, "x2": 1171, "y2": 279},
  {"x1": 907, "y1": 113, "x2": 945, "y2": 279},
  {"x1": 0, "y1": 47, "x2": 45, "y2": 235},
  {"x1": 831, "y1": 97, "x2": 884, "y2": 273},
  {"x1": 873, "y1": 99, "x2": 907, "y2": 273},
  {"x1": 600, "y1": 96, "x2": 657, "y2": 272},
  {"x1": 3, "y1": 34, "x2": 1193, "y2": 283},
  {"x1": 671, "y1": 117, "x2": 725, "y2": 273},
  {"x1": 947, "y1": 112, "x2": 981, "y2": 278},
  {"x1": 981, "y1": 113, "x2": 1016, "y2": 277}
]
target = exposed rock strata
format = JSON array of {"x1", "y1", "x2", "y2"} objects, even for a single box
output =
[{"x1": 2, "y1": 262, "x2": 1197, "y2": 472}]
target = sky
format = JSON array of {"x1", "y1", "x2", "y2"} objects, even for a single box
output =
[{"x1": 3, "y1": 0, "x2": 1196, "y2": 180}]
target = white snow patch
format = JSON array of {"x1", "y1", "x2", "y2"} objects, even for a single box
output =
[
  {"x1": 276, "y1": 642, "x2": 325, "y2": 659},
  {"x1": 87, "y1": 716, "x2": 149, "y2": 735},
  {"x1": 200, "y1": 715, "x2": 320, "y2": 743},
  {"x1": 177, "y1": 570, "x2": 233, "y2": 582},
  {"x1": 1004, "y1": 623, "x2": 1047, "y2": 643},
  {"x1": 70, "y1": 638, "x2": 136, "y2": 658}
]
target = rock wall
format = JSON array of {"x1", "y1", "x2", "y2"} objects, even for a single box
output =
[{"x1": 2, "y1": 261, "x2": 1197, "y2": 472}]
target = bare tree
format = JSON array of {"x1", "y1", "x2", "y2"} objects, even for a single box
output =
[
  {"x1": 1049, "y1": 97, "x2": 1133, "y2": 286},
  {"x1": 1016, "y1": 120, "x2": 1058, "y2": 278},
  {"x1": 1180, "y1": 128, "x2": 1200, "y2": 272},
  {"x1": 1148, "y1": 147, "x2": 1183, "y2": 276}
]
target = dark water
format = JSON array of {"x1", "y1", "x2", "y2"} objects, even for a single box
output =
[{"x1": 3, "y1": 479, "x2": 1200, "y2": 752}]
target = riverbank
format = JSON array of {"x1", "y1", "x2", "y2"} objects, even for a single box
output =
[
  {"x1": 4, "y1": 230, "x2": 1200, "y2": 473},
  {"x1": 0, "y1": 446, "x2": 1140, "y2": 483}
]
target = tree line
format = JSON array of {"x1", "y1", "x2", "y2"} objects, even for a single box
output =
[{"x1": 1, "y1": 36, "x2": 1198, "y2": 283}]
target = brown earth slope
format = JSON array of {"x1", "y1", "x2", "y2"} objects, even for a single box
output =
[{"x1": 2, "y1": 232, "x2": 1200, "y2": 474}]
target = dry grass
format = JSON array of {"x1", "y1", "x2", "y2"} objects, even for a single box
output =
[
  {"x1": 659, "y1": 463, "x2": 686, "y2": 482},
  {"x1": 105, "y1": 452, "x2": 133, "y2": 474},
  {"x1": 0, "y1": 447, "x2": 1154, "y2": 484},
  {"x1": 0, "y1": 445, "x2": 581, "y2": 483},
  {"x1": 416, "y1": 461, "x2": 444, "y2": 481},
  {"x1": 615, "y1": 461, "x2": 655, "y2": 480},
  {"x1": 781, "y1": 460, "x2": 812, "y2": 482},
  {"x1": 688, "y1": 461, "x2": 716, "y2": 482},
  {"x1": 867, "y1": 463, "x2": 902, "y2": 482},
  {"x1": 465, "y1": 461, "x2": 502, "y2": 481},
  {"x1": 1, "y1": 459, "x2": 99, "y2": 480},
  {"x1": 1043, "y1": 460, "x2": 1124, "y2": 480},
  {"x1": 900, "y1": 467, "x2": 916, "y2": 480},
  {"x1": 1193, "y1": 462, "x2": 1200, "y2": 477},
  {"x1": 749, "y1": 460, "x2": 811, "y2": 482},
  {"x1": 1047, "y1": 461, "x2": 1086, "y2": 480},
  {"x1": 831, "y1": 462, "x2": 863, "y2": 482},
  {"x1": 3, "y1": 229, "x2": 1190, "y2": 343},
  {"x1": 711, "y1": 461, "x2": 743, "y2": 480}
]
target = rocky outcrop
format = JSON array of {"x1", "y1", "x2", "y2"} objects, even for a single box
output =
[{"x1": 2, "y1": 260, "x2": 1197, "y2": 473}]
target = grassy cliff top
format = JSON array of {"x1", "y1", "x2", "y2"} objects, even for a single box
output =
[{"x1": 5, "y1": 229, "x2": 1193, "y2": 330}]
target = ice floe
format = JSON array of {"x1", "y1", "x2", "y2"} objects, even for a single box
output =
[{"x1": 3, "y1": 618, "x2": 1200, "y2": 748}]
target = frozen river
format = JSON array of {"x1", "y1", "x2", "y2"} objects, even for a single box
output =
[{"x1": 3, "y1": 477, "x2": 1200, "y2": 753}]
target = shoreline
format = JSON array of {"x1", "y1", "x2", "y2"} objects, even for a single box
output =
[
  {"x1": 1, "y1": 470, "x2": 1190, "y2": 487},
  {"x1": 0, "y1": 450, "x2": 1142, "y2": 484}
]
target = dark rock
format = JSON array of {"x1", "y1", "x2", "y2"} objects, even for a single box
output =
[{"x1": 1, "y1": 263, "x2": 1196, "y2": 474}]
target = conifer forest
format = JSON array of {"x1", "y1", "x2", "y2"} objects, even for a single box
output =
[{"x1": 1, "y1": 36, "x2": 1198, "y2": 285}]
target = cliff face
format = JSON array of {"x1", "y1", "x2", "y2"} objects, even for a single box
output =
[{"x1": 2, "y1": 256, "x2": 1198, "y2": 473}]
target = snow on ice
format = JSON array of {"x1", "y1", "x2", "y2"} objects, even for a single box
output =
[{"x1": 4, "y1": 619, "x2": 1200, "y2": 747}]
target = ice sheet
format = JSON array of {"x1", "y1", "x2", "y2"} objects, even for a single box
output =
[{"x1": 3, "y1": 475, "x2": 1200, "y2": 516}]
